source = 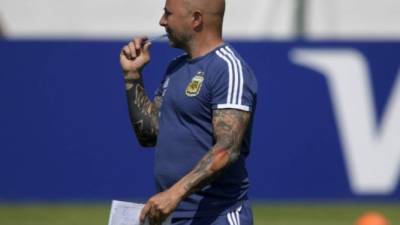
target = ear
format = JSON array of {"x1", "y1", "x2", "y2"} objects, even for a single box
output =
[{"x1": 192, "y1": 10, "x2": 203, "y2": 31}]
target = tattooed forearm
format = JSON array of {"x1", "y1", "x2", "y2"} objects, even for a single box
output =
[
  {"x1": 213, "y1": 109, "x2": 249, "y2": 162},
  {"x1": 126, "y1": 78, "x2": 162, "y2": 147},
  {"x1": 181, "y1": 148, "x2": 228, "y2": 194},
  {"x1": 172, "y1": 109, "x2": 251, "y2": 196}
]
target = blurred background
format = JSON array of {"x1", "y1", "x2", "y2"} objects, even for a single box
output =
[{"x1": 0, "y1": 0, "x2": 399, "y2": 225}]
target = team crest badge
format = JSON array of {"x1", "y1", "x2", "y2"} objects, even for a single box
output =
[{"x1": 185, "y1": 71, "x2": 204, "y2": 97}]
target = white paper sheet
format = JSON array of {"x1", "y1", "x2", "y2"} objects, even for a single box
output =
[{"x1": 108, "y1": 200, "x2": 171, "y2": 225}]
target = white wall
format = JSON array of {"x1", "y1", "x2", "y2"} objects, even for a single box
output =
[
  {"x1": 0, "y1": 0, "x2": 399, "y2": 39},
  {"x1": 308, "y1": 0, "x2": 400, "y2": 39}
]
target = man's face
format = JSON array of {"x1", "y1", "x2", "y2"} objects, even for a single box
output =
[{"x1": 159, "y1": 0, "x2": 193, "y2": 49}]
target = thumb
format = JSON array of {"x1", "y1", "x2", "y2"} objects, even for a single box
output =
[
  {"x1": 143, "y1": 42, "x2": 152, "y2": 54},
  {"x1": 140, "y1": 203, "x2": 151, "y2": 224}
]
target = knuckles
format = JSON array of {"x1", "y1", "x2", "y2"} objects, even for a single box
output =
[
  {"x1": 160, "y1": 208, "x2": 169, "y2": 215},
  {"x1": 148, "y1": 198, "x2": 169, "y2": 215}
]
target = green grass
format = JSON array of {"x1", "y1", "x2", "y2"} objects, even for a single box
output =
[
  {"x1": 252, "y1": 203, "x2": 400, "y2": 225},
  {"x1": 0, "y1": 203, "x2": 399, "y2": 225}
]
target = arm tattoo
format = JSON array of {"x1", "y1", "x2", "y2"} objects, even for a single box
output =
[
  {"x1": 125, "y1": 78, "x2": 162, "y2": 147},
  {"x1": 176, "y1": 109, "x2": 251, "y2": 195},
  {"x1": 212, "y1": 109, "x2": 248, "y2": 162}
]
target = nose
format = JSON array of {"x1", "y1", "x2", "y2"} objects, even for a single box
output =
[{"x1": 159, "y1": 14, "x2": 167, "y2": 27}]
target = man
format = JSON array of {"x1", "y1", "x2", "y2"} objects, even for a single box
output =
[{"x1": 120, "y1": 0, "x2": 257, "y2": 224}]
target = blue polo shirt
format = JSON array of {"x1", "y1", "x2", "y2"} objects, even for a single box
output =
[{"x1": 154, "y1": 44, "x2": 257, "y2": 218}]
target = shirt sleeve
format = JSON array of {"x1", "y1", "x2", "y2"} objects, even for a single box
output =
[{"x1": 211, "y1": 51, "x2": 257, "y2": 112}]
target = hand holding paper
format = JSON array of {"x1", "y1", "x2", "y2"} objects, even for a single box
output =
[
  {"x1": 108, "y1": 200, "x2": 171, "y2": 225},
  {"x1": 140, "y1": 189, "x2": 182, "y2": 225}
]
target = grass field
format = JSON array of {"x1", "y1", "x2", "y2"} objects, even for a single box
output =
[{"x1": 0, "y1": 203, "x2": 399, "y2": 225}]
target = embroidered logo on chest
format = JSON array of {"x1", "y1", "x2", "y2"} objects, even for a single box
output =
[{"x1": 185, "y1": 71, "x2": 204, "y2": 97}]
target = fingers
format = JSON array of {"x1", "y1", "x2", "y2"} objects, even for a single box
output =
[
  {"x1": 133, "y1": 38, "x2": 143, "y2": 51},
  {"x1": 140, "y1": 202, "x2": 151, "y2": 225},
  {"x1": 121, "y1": 37, "x2": 150, "y2": 60},
  {"x1": 128, "y1": 41, "x2": 137, "y2": 59},
  {"x1": 149, "y1": 206, "x2": 162, "y2": 225},
  {"x1": 141, "y1": 205, "x2": 161, "y2": 225},
  {"x1": 143, "y1": 42, "x2": 152, "y2": 54},
  {"x1": 121, "y1": 45, "x2": 131, "y2": 59},
  {"x1": 140, "y1": 201, "x2": 166, "y2": 225}
]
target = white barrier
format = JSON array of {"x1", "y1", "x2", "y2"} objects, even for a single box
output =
[{"x1": 0, "y1": 0, "x2": 399, "y2": 39}]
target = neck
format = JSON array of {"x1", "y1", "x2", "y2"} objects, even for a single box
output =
[{"x1": 185, "y1": 33, "x2": 224, "y2": 59}]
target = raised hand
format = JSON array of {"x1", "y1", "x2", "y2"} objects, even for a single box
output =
[{"x1": 120, "y1": 37, "x2": 151, "y2": 79}]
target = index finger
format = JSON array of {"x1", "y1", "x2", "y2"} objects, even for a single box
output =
[
  {"x1": 140, "y1": 202, "x2": 151, "y2": 224},
  {"x1": 133, "y1": 36, "x2": 149, "y2": 50}
]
